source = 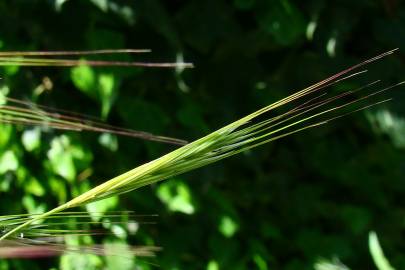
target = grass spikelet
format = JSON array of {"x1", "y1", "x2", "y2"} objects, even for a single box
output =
[
  {"x1": 0, "y1": 96, "x2": 188, "y2": 145},
  {"x1": 0, "y1": 49, "x2": 193, "y2": 68},
  {"x1": 0, "y1": 49, "x2": 402, "y2": 241}
]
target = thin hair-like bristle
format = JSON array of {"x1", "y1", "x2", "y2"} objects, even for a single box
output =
[
  {"x1": 0, "y1": 210, "x2": 158, "y2": 259},
  {"x1": 0, "y1": 57, "x2": 194, "y2": 68},
  {"x1": 0, "y1": 49, "x2": 151, "y2": 56},
  {"x1": 0, "y1": 98, "x2": 188, "y2": 145},
  {"x1": 0, "y1": 48, "x2": 193, "y2": 68}
]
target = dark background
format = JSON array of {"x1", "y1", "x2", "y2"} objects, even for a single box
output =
[{"x1": 0, "y1": 0, "x2": 404, "y2": 269}]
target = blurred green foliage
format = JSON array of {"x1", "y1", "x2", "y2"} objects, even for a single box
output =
[{"x1": 0, "y1": 0, "x2": 404, "y2": 269}]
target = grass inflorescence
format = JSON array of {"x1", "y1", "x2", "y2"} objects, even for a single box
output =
[{"x1": 0, "y1": 49, "x2": 403, "y2": 251}]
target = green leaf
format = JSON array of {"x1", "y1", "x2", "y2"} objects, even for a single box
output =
[
  {"x1": 60, "y1": 250, "x2": 102, "y2": 270},
  {"x1": 0, "y1": 150, "x2": 18, "y2": 174},
  {"x1": 0, "y1": 124, "x2": 12, "y2": 149},
  {"x1": 22, "y1": 195, "x2": 46, "y2": 215},
  {"x1": 54, "y1": 0, "x2": 69, "y2": 11},
  {"x1": 0, "y1": 91, "x2": 6, "y2": 105},
  {"x1": 253, "y1": 254, "x2": 268, "y2": 270},
  {"x1": 157, "y1": 179, "x2": 195, "y2": 215},
  {"x1": 71, "y1": 65, "x2": 117, "y2": 118},
  {"x1": 47, "y1": 135, "x2": 76, "y2": 182},
  {"x1": 104, "y1": 240, "x2": 135, "y2": 270},
  {"x1": 98, "y1": 133, "x2": 118, "y2": 152},
  {"x1": 0, "y1": 260, "x2": 8, "y2": 270},
  {"x1": 89, "y1": 0, "x2": 108, "y2": 12},
  {"x1": 98, "y1": 73, "x2": 116, "y2": 118},
  {"x1": 218, "y1": 215, "x2": 239, "y2": 238},
  {"x1": 24, "y1": 176, "x2": 45, "y2": 197},
  {"x1": 21, "y1": 128, "x2": 41, "y2": 152},
  {"x1": 367, "y1": 108, "x2": 405, "y2": 149},
  {"x1": 49, "y1": 176, "x2": 67, "y2": 203},
  {"x1": 71, "y1": 64, "x2": 96, "y2": 97},
  {"x1": 207, "y1": 260, "x2": 219, "y2": 270},
  {"x1": 314, "y1": 258, "x2": 351, "y2": 270},
  {"x1": 369, "y1": 231, "x2": 396, "y2": 270},
  {"x1": 86, "y1": 196, "x2": 118, "y2": 221}
]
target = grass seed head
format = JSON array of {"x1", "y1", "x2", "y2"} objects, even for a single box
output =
[{"x1": 0, "y1": 49, "x2": 403, "y2": 242}]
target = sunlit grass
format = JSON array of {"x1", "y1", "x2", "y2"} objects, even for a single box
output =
[{"x1": 0, "y1": 50, "x2": 403, "y2": 266}]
